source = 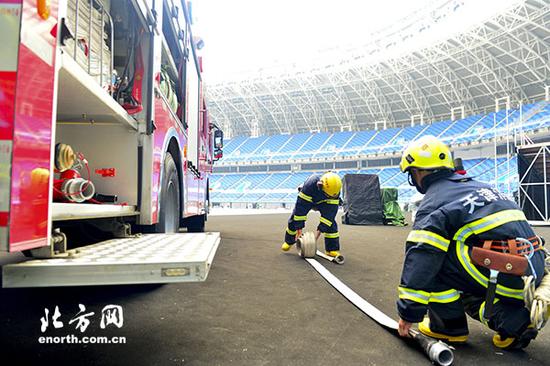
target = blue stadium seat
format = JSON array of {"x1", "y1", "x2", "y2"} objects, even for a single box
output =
[
  {"x1": 213, "y1": 174, "x2": 247, "y2": 188},
  {"x1": 382, "y1": 172, "x2": 408, "y2": 187},
  {"x1": 241, "y1": 136, "x2": 269, "y2": 154},
  {"x1": 337, "y1": 130, "x2": 377, "y2": 157},
  {"x1": 222, "y1": 136, "x2": 248, "y2": 155},
  {"x1": 293, "y1": 132, "x2": 331, "y2": 160},
  {"x1": 478, "y1": 109, "x2": 520, "y2": 141},
  {"x1": 255, "y1": 173, "x2": 289, "y2": 189},
  {"x1": 523, "y1": 103, "x2": 550, "y2": 129},
  {"x1": 237, "y1": 193, "x2": 266, "y2": 202},
  {"x1": 378, "y1": 167, "x2": 401, "y2": 185},
  {"x1": 270, "y1": 133, "x2": 312, "y2": 162},
  {"x1": 420, "y1": 120, "x2": 452, "y2": 139},
  {"x1": 210, "y1": 156, "x2": 520, "y2": 205},
  {"x1": 360, "y1": 127, "x2": 401, "y2": 155},
  {"x1": 440, "y1": 114, "x2": 482, "y2": 143},
  {"x1": 379, "y1": 125, "x2": 425, "y2": 154},
  {"x1": 276, "y1": 172, "x2": 311, "y2": 190},
  {"x1": 210, "y1": 102, "x2": 547, "y2": 204},
  {"x1": 219, "y1": 102, "x2": 550, "y2": 165},
  {"x1": 249, "y1": 134, "x2": 293, "y2": 162},
  {"x1": 314, "y1": 131, "x2": 355, "y2": 159}
]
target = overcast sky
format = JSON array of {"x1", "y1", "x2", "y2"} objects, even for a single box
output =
[{"x1": 193, "y1": 0, "x2": 523, "y2": 83}]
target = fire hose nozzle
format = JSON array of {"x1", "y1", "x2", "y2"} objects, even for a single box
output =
[
  {"x1": 427, "y1": 340, "x2": 454, "y2": 366},
  {"x1": 410, "y1": 331, "x2": 454, "y2": 366},
  {"x1": 60, "y1": 178, "x2": 95, "y2": 203}
]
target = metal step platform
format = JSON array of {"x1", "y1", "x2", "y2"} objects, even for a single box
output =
[{"x1": 2, "y1": 233, "x2": 221, "y2": 288}]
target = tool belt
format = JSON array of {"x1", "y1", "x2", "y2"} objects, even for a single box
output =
[
  {"x1": 471, "y1": 236, "x2": 540, "y2": 275},
  {"x1": 470, "y1": 236, "x2": 540, "y2": 322}
]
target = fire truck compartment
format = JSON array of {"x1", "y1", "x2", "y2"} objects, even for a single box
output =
[
  {"x1": 52, "y1": 203, "x2": 138, "y2": 221},
  {"x1": 56, "y1": 0, "x2": 149, "y2": 130},
  {"x1": 2, "y1": 232, "x2": 221, "y2": 287},
  {"x1": 57, "y1": 53, "x2": 138, "y2": 130},
  {"x1": 54, "y1": 123, "x2": 139, "y2": 208}
]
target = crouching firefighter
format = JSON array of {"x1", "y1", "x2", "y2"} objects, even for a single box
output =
[
  {"x1": 281, "y1": 172, "x2": 343, "y2": 257},
  {"x1": 396, "y1": 135, "x2": 549, "y2": 350}
]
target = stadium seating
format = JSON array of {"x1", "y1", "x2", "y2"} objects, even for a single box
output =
[
  {"x1": 270, "y1": 133, "x2": 312, "y2": 162},
  {"x1": 292, "y1": 132, "x2": 332, "y2": 160},
  {"x1": 314, "y1": 131, "x2": 354, "y2": 159},
  {"x1": 220, "y1": 101, "x2": 549, "y2": 164},
  {"x1": 249, "y1": 134, "x2": 291, "y2": 162},
  {"x1": 210, "y1": 156, "x2": 519, "y2": 205},
  {"x1": 211, "y1": 100, "x2": 549, "y2": 205},
  {"x1": 337, "y1": 130, "x2": 378, "y2": 157},
  {"x1": 222, "y1": 136, "x2": 248, "y2": 155}
]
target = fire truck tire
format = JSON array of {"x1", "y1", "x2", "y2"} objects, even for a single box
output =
[
  {"x1": 186, "y1": 213, "x2": 205, "y2": 232},
  {"x1": 156, "y1": 152, "x2": 180, "y2": 233}
]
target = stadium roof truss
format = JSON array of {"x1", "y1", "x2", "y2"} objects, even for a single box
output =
[{"x1": 205, "y1": 0, "x2": 550, "y2": 137}]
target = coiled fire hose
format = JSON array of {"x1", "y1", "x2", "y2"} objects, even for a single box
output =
[
  {"x1": 523, "y1": 244, "x2": 550, "y2": 330},
  {"x1": 296, "y1": 232, "x2": 454, "y2": 366},
  {"x1": 55, "y1": 143, "x2": 76, "y2": 172}
]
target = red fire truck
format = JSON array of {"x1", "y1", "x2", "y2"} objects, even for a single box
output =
[{"x1": 0, "y1": 0, "x2": 224, "y2": 287}]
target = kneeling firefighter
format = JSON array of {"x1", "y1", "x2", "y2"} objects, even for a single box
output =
[
  {"x1": 396, "y1": 135, "x2": 549, "y2": 350},
  {"x1": 281, "y1": 172, "x2": 342, "y2": 257}
]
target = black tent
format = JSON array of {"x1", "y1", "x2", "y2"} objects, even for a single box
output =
[{"x1": 341, "y1": 174, "x2": 384, "y2": 225}]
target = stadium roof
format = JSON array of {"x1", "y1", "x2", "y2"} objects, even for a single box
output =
[{"x1": 203, "y1": 0, "x2": 550, "y2": 137}]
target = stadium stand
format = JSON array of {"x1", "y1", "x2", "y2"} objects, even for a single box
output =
[
  {"x1": 218, "y1": 101, "x2": 549, "y2": 165},
  {"x1": 210, "y1": 101, "x2": 549, "y2": 206},
  {"x1": 211, "y1": 156, "x2": 518, "y2": 206}
]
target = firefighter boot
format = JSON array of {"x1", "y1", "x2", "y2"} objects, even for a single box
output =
[
  {"x1": 281, "y1": 242, "x2": 294, "y2": 252},
  {"x1": 418, "y1": 318, "x2": 468, "y2": 343},
  {"x1": 493, "y1": 326, "x2": 538, "y2": 350}
]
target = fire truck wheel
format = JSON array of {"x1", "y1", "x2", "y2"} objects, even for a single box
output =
[
  {"x1": 156, "y1": 152, "x2": 180, "y2": 233},
  {"x1": 186, "y1": 213, "x2": 205, "y2": 232}
]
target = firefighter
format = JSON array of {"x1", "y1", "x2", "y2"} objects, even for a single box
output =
[
  {"x1": 281, "y1": 172, "x2": 342, "y2": 257},
  {"x1": 396, "y1": 135, "x2": 547, "y2": 350}
]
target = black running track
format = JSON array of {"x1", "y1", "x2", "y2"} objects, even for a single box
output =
[{"x1": 0, "y1": 212, "x2": 548, "y2": 366}]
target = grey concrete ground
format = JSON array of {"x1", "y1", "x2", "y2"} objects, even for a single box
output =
[{"x1": 0, "y1": 212, "x2": 549, "y2": 366}]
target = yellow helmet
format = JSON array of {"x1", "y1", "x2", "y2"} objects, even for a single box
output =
[
  {"x1": 400, "y1": 135, "x2": 454, "y2": 173},
  {"x1": 320, "y1": 172, "x2": 342, "y2": 198}
]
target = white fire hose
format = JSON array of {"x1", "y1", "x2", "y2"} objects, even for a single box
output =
[
  {"x1": 296, "y1": 232, "x2": 345, "y2": 265},
  {"x1": 295, "y1": 232, "x2": 454, "y2": 366},
  {"x1": 523, "y1": 245, "x2": 550, "y2": 330}
]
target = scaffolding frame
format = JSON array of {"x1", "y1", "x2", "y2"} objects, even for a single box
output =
[{"x1": 517, "y1": 142, "x2": 550, "y2": 225}]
